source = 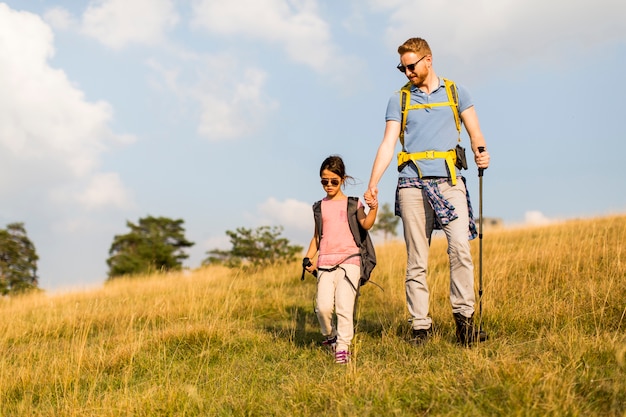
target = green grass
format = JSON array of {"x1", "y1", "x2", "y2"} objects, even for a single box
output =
[{"x1": 0, "y1": 216, "x2": 625, "y2": 416}]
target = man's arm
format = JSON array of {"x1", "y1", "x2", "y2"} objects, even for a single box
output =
[
  {"x1": 366, "y1": 120, "x2": 401, "y2": 200},
  {"x1": 460, "y1": 106, "x2": 490, "y2": 169}
]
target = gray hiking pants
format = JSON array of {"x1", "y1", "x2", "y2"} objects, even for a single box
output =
[{"x1": 398, "y1": 180, "x2": 476, "y2": 331}]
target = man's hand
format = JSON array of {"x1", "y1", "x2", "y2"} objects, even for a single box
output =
[
  {"x1": 364, "y1": 188, "x2": 378, "y2": 208},
  {"x1": 475, "y1": 148, "x2": 490, "y2": 170}
]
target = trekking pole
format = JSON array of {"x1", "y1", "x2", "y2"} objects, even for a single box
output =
[
  {"x1": 301, "y1": 258, "x2": 317, "y2": 281},
  {"x1": 477, "y1": 146, "x2": 486, "y2": 333}
]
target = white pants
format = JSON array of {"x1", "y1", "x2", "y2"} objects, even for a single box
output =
[
  {"x1": 398, "y1": 180, "x2": 476, "y2": 330},
  {"x1": 315, "y1": 263, "x2": 360, "y2": 352}
]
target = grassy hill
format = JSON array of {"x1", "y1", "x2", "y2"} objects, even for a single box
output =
[{"x1": 1, "y1": 215, "x2": 625, "y2": 416}]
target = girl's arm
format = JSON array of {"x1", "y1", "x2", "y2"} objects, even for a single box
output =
[
  {"x1": 303, "y1": 232, "x2": 319, "y2": 271},
  {"x1": 357, "y1": 200, "x2": 378, "y2": 231}
]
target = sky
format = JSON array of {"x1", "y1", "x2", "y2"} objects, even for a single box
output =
[{"x1": 1, "y1": 0, "x2": 625, "y2": 292}]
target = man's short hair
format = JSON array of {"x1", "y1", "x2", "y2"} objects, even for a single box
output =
[{"x1": 398, "y1": 37, "x2": 432, "y2": 56}]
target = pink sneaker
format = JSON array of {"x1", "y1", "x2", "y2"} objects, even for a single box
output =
[{"x1": 334, "y1": 350, "x2": 350, "y2": 364}]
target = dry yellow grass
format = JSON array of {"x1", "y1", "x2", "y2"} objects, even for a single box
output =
[{"x1": 0, "y1": 215, "x2": 624, "y2": 416}]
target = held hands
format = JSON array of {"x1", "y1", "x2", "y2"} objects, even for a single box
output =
[{"x1": 364, "y1": 188, "x2": 378, "y2": 210}]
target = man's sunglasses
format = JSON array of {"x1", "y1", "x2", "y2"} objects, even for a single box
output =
[
  {"x1": 321, "y1": 178, "x2": 341, "y2": 187},
  {"x1": 397, "y1": 55, "x2": 428, "y2": 73}
]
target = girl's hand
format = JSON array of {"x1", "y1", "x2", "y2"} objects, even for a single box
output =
[{"x1": 303, "y1": 257, "x2": 316, "y2": 273}]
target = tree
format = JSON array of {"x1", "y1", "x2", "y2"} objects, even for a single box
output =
[
  {"x1": 106, "y1": 216, "x2": 194, "y2": 279},
  {"x1": 372, "y1": 203, "x2": 400, "y2": 241},
  {"x1": 0, "y1": 223, "x2": 39, "y2": 295},
  {"x1": 204, "y1": 225, "x2": 303, "y2": 268}
]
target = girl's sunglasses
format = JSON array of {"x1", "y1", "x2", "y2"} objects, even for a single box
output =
[{"x1": 321, "y1": 178, "x2": 341, "y2": 187}]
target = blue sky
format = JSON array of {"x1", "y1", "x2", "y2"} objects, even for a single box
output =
[{"x1": 1, "y1": 0, "x2": 625, "y2": 292}]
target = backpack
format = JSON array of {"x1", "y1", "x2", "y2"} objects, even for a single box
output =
[
  {"x1": 313, "y1": 197, "x2": 376, "y2": 286},
  {"x1": 397, "y1": 77, "x2": 467, "y2": 184}
]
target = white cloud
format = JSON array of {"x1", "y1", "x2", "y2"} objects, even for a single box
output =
[
  {"x1": 191, "y1": 0, "x2": 341, "y2": 72},
  {"x1": 0, "y1": 2, "x2": 135, "y2": 224},
  {"x1": 81, "y1": 0, "x2": 179, "y2": 49},
  {"x1": 76, "y1": 172, "x2": 135, "y2": 210},
  {"x1": 372, "y1": 0, "x2": 626, "y2": 78},
  {"x1": 524, "y1": 210, "x2": 552, "y2": 226},
  {"x1": 199, "y1": 197, "x2": 314, "y2": 260},
  {"x1": 43, "y1": 6, "x2": 76, "y2": 30},
  {"x1": 0, "y1": 4, "x2": 132, "y2": 178},
  {"x1": 258, "y1": 197, "x2": 313, "y2": 232},
  {"x1": 197, "y1": 68, "x2": 277, "y2": 139},
  {"x1": 147, "y1": 54, "x2": 278, "y2": 141}
]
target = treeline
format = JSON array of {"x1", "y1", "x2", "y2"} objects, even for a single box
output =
[{"x1": 1, "y1": 204, "x2": 399, "y2": 295}]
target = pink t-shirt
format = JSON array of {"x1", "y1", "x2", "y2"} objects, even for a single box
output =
[{"x1": 317, "y1": 198, "x2": 361, "y2": 267}]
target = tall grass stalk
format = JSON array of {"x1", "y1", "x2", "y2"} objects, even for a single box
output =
[{"x1": 1, "y1": 216, "x2": 625, "y2": 416}]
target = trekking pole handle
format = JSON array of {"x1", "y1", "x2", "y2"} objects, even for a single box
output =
[
  {"x1": 478, "y1": 146, "x2": 486, "y2": 177},
  {"x1": 301, "y1": 257, "x2": 313, "y2": 281}
]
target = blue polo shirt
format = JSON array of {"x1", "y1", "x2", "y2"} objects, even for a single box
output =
[{"x1": 386, "y1": 78, "x2": 473, "y2": 178}]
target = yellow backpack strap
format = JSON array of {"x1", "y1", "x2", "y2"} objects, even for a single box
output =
[
  {"x1": 399, "y1": 82, "x2": 412, "y2": 148},
  {"x1": 400, "y1": 79, "x2": 460, "y2": 145},
  {"x1": 443, "y1": 78, "x2": 461, "y2": 139}
]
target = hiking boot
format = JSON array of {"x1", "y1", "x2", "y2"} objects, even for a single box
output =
[
  {"x1": 453, "y1": 313, "x2": 488, "y2": 346},
  {"x1": 410, "y1": 327, "x2": 432, "y2": 346},
  {"x1": 335, "y1": 350, "x2": 350, "y2": 364},
  {"x1": 321, "y1": 335, "x2": 337, "y2": 352}
]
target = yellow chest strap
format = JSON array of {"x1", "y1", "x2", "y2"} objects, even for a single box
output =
[
  {"x1": 399, "y1": 77, "x2": 460, "y2": 145},
  {"x1": 398, "y1": 78, "x2": 461, "y2": 185}
]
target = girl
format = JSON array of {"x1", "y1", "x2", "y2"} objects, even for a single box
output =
[{"x1": 304, "y1": 155, "x2": 378, "y2": 364}]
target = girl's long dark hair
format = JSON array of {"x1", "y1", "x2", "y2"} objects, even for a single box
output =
[{"x1": 319, "y1": 155, "x2": 355, "y2": 186}]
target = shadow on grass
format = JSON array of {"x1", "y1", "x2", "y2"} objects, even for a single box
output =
[
  {"x1": 263, "y1": 305, "x2": 389, "y2": 348},
  {"x1": 263, "y1": 305, "x2": 321, "y2": 348}
]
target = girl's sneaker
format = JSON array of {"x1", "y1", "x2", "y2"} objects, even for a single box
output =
[
  {"x1": 322, "y1": 335, "x2": 337, "y2": 352},
  {"x1": 334, "y1": 350, "x2": 350, "y2": 364}
]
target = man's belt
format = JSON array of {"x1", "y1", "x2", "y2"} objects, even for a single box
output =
[{"x1": 397, "y1": 149, "x2": 458, "y2": 185}]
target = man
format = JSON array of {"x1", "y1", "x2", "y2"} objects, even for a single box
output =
[{"x1": 365, "y1": 37, "x2": 490, "y2": 346}]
